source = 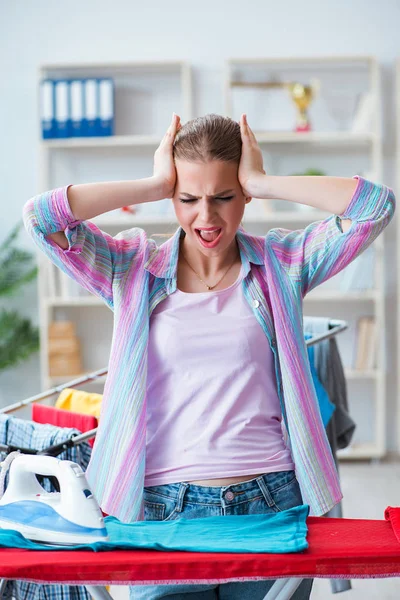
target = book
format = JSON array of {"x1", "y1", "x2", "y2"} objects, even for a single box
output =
[
  {"x1": 354, "y1": 316, "x2": 376, "y2": 370},
  {"x1": 365, "y1": 317, "x2": 377, "y2": 370}
]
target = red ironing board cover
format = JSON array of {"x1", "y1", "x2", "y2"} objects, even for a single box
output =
[
  {"x1": 31, "y1": 404, "x2": 97, "y2": 447},
  {"x1": 1, "y1": 516, "x2": 400, "y2": 585}
]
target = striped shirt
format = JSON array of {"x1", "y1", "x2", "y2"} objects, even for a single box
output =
[{"x1": 22, "y1": 175, "x2": 396, "y2": 522}]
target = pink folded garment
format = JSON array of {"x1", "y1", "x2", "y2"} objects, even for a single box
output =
[
  {"x1": 384, "y1": 506, "x2": 400, "y2": 544},
  {"x1": 32, "y1": 404, "x2": 97, "y2": 447}
]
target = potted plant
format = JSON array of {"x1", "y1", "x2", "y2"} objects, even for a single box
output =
[{"x1": 0, "y1": 221, "x2": 39, "y2": 372}]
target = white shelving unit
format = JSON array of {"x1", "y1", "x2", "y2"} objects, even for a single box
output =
[
  {"x1": 37, "y1": 60, "x2": 192, "y2": 391},
  {"x1": 36, "y1": 57, "x2": 388, "y2": 460},
  {"x1": 224, "y1": 55, "x2": 386, "y2": 460}
]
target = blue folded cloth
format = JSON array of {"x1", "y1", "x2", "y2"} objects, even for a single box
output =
[{"x1": 0, "y1": 504, "x2": 309, "y2": 554}]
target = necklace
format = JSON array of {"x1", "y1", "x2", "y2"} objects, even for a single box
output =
[{"x1": 181, "y1": 251, "x2": 238, "y2": 290}]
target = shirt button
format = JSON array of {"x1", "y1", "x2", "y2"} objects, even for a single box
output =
[
  {"x1": 271, "y1": 338, "x2": 276, "y2": 347},
  {"x1": 71, "y1": 233, "x2": 77, "y2": 242},
  {"x1": 252, "y1": 299, "x2": 260, "y2": 309},
  {"x1": 225, "y1": 491, "x2": 235, "y2": 501}
]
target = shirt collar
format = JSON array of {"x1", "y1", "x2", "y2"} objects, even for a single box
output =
[{"x1": 144, "y1": 224, "x2": 264, "y2": 280}]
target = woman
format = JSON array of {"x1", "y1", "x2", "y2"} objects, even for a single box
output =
[{"x1": 23, "y1": 113, "x2": 395, "y2": 600}]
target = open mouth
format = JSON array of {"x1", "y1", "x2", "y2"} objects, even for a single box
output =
[
  {"x1": 196, "y1": 228, "x2": 221, "y2": 241},
  {"x1": 195, "y1": 228, "x2": 223, "y2": 248}
]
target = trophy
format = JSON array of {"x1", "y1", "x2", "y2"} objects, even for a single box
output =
[
  {"x1": 287, "y1": 79, "x2": 320, "y2": 132},
  {"x1": 230, "y1": 76, "x2": 321, "y2": 132}
]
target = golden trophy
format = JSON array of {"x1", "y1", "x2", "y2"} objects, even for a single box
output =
[
  {"x1": 230, "y1": 76, "x2": 320, "y2": 132},
  {"x1": 287, "y1": 79, "x2": 320, "y2": 132}
]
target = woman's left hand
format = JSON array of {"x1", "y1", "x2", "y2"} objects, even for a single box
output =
[{"x1": 238, "y1": 114, "x2": 266, "y2": 198}]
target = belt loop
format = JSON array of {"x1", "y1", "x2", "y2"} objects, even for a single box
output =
[
  {"x1": 175, "y1": 482, "x2": 189, "y2": 513},
  {"x1": 256, "y1": 475, "x2": 275, "y2": 507}
]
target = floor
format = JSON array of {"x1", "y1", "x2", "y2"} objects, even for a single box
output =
[{"x1": 109, "y1": 459, "x2": 400, "y2": 599}]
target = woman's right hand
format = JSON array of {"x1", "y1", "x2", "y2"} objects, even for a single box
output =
[{"x1": 153, "y1": 113, "x2": 181, "y2": 198}]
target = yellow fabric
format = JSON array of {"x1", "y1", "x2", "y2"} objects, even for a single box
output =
[{"x1": 55, "y1": 388, "x2": 103, "y2": 418}]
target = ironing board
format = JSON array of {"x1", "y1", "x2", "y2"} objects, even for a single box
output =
[
  {"x1": 1, "y1": 515, "x2": 400, "y2": 600},
  {"x1": 0, "y1": 320, "x2": 378, "y2": 600}
]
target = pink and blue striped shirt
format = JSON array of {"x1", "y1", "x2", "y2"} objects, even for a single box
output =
[{"x1": 22, "y1": 175, "x2": 395, "y2": 522}]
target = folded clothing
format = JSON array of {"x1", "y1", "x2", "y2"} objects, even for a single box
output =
[
  {"x1": 32, "y1": 404, "x2": 98, "y2": 447},
  {"x1": 55, "y1": 388, "x2": 102, "y2": 418},
  {"x1": 0, "y1": 504, "x2": 309, "y2": 554},
  {"x1": 384, "y1": 506, "x2": 400, "y2": 544}
]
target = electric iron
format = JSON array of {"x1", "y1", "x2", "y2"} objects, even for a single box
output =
[{"x1": 0, "y1": 454, "x2": 108, "y2": 545}]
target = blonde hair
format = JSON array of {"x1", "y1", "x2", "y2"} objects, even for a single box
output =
[
  {"x1": 152, "y1": 114, "x2": 243, "y2": 238},
  {"x1": 173, "y1": 113, "x2": 242, "y2": 163}
]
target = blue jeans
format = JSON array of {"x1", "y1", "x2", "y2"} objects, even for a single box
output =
[{"x1": 129, "y1": 471, "x2": 313, "y2": 599}]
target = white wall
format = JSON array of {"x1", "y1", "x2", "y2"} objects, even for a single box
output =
[{"x1": 1, "y1": 0, "x2": 399, "y2": 448}]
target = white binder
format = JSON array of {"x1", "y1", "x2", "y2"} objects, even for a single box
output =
[
  {"x1": 70, "y1": 79, "x2": 84, "y2": 137},
  {"x1": 83, "y1": 79, "x2": 99, "y2": 136},
  {"x1": 98, "y1": 78, "x2": 114, "y2": 136},
  {"x1": 54, "y1": 80, "x2": 70, "y2": 138},
  {"x1": 40, "y1": 79, "x2": 56, "y2": 139}
]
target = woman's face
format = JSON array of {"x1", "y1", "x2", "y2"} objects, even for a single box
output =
[{"x1": 172, "y1": 159, "x2": 251, "y2": 256}]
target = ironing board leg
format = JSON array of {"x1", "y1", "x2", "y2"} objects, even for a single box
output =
[
  {"x1": 0, "y1": 579, "x2": 9, "y2": 600},
  {"x1": 85, "y1": 585, "x2": 114, "y2": 600},
  {"x1": 263, "y1": 577, "x2": 304, "y2": 600}
]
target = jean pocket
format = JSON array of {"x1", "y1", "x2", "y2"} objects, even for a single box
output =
[
  {"x1": 143, "y1": 499, "x2": 166, "y2": 521},
  {"x1": 257, "y1": 471, "x2": 304, "y2": 513},
  {"x1": 266, "y1": 473, "x2": 303, "y2": 513},
  {"x1": 143, "y1": 488, "x2": 179, "y2": 522}
]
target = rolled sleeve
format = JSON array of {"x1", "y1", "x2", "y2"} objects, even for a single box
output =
[
  {"x1": 268, "y1": 176, "x2": 396, "y2": 297},
  {"x1": 340, "y1": 175, "x2": 396, "y2": 223},
  {"x1": 25, "y1": 185, "x2": 80, "y2": 235},
  {"x1": 23, "y1": 186, "x2": 146, "y2": 308}
]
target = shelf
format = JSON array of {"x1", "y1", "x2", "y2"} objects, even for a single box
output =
[
  {"x1": 90, "y1": 208, "x2": 387, "y2": 229},
  {"x1": 46, "y1": 370, "x2": 379, "y2": 388},
  {"x1": 41, "y1": 135, "x2": 161, "y2": 149},
  {"x1": 45, "y1": 297, "x2": 104, "y2": 307},
  {"x1": 91, "y1": 214, "x2": 177, "y2": 227},
  {"x1": 304, "y1": 290, "x2": 378, "y2": 302},
  {"x1": 40, "y1": 60, "x2": 186, "y2": 75},
  {"x1": 337, "y1": 443, "x2": 384, "y2": 460},
  {"x1": 47, "y1": 374, "x2": 107, "y2": 387},
  {"x1": 345, "y1": 369, "x2": 380, "y2": 380},
  {"x1": 227, "y1": 55, "x2": 375, "y2": 66},
  {"x1": 91, "y1": 210, "x2": 331, "y2": 228},
  {"x1": 243, "y1": 210, "x2": 332, "y2": 223},
  {"x1": 40, "y1": 131, "x2": 375, "y2": 151},
  {"x1": 46, "y1": 370, "x2": 380, "y2": 391},
  {"x1": 45, "y1": 290, "x2": 378, "y2": 307},
  {"x1": 254, "y1": 131, "x2": 375, "y2": 147}
]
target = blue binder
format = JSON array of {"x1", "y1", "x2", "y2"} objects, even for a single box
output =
[
  {"x1": 69, "y1": 79, "x2": 85, "y2": 137},
  {"x1": 83, "y1": 78, "x2": 99, "y2": 137},
  {"x1": 98, "y1": 78, "x2": 114, "y2": 136},
  {"x1": 54, "y1": 79, "x2": 70, "y2": 138},
  {"x1": 40, "y1": 79, "x2": 56, "y2": 139}
]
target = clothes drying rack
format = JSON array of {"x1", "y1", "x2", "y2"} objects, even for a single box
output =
[
  {"x1": 5, "y1": 318, "x2": 399, "y2": 599},
  {"x1": 0, "y1": 318, "x2": 348, "y2": 457}
]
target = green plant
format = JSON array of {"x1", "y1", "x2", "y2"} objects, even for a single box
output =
[
  {"x1": 289, "y1": 168, "x2": 327, "y2": 176},
  {"x1": 0, "y1": 221, "x2": 39, "y2": 372}
]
